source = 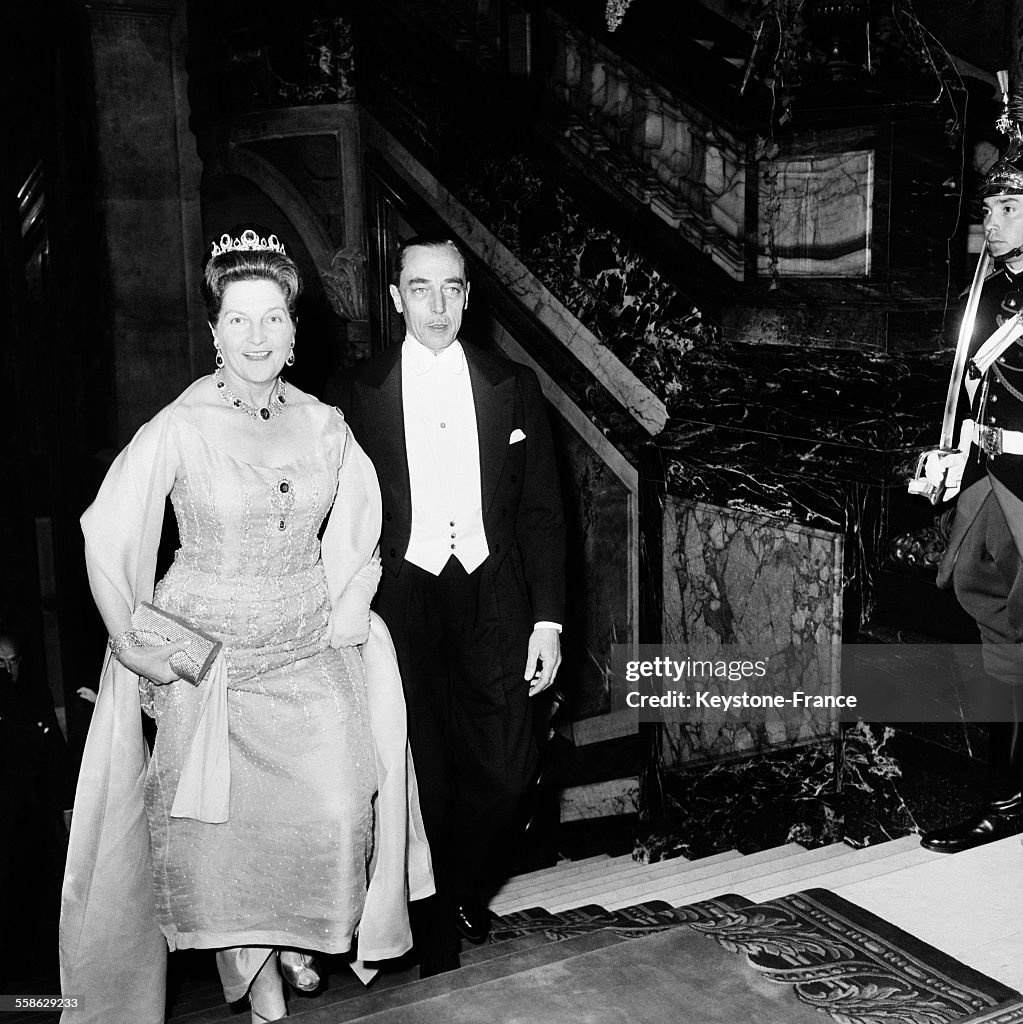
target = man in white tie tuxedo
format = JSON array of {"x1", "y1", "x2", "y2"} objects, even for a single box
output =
[{"x1": 328, "y1": 237, "x2": 566, "y2": 975}]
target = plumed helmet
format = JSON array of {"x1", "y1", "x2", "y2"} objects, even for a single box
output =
[{"x1": 979, "y1": 139, "x2": 1023, "y2": 198}]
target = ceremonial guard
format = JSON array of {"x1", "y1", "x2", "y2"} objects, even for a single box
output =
[{"x1": 912, "y1": 80, "x2": 1023, "y2": 852}]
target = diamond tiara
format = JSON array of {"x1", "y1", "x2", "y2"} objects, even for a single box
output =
[{"x1": 210, "y1": 229, "x2": 287, "y2": 258}]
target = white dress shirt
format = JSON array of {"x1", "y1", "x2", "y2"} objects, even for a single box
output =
[
  {"x1": 402, "y1": 336, "x2": 489, "y2": 575},
  {"x1": 400, "y1": 336, "x2": 562, "y2": 634}
]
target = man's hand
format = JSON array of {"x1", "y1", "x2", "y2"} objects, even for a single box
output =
[{"x1": 523, "y1": 627, "x2": 561, "y2": 697}]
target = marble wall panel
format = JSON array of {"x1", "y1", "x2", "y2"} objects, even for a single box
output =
[
  {"x1": 758, "y1": 151, "x2": 874, "y2": 278},
  {"x1": 557, "y1": 420, "x2": 635, "y2": 719},
  {"x1": 660, "y1": 497, "x2": 843, "y2": 765}
]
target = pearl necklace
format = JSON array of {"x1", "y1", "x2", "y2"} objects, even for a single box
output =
[{"x1": 213, "y1": 368, "x2": 287, "y2": 422}]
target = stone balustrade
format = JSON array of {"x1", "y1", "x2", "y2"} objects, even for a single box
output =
[{"x1": 542, "y1": 9, "x2": 747, "y2": 279}]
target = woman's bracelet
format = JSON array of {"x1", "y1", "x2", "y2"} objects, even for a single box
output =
[{"x1": 108, "y1": 630, "x2": 143, "y2": 657}]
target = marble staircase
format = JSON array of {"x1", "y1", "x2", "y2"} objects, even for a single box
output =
[
  {"x1": 144, "y1": 832, "x2": 1022, "y2": 1024},
  {"x1": 490, "y1": 833, "x2": 933, "y2": 915}
]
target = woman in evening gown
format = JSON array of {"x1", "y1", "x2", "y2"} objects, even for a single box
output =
[{"x1": 59, "y1": 229, "x2": 431, "y2": 1024}]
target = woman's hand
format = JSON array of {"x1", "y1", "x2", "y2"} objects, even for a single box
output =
[
  {"x1": 329, "y1": 557, "x2": 380, "y2": 648},
  {"x1": 328, "y1": 604, "x2": 371, "y2": 647},
  {"x1": 115, "y1": 641, "x2": 190, "y2": 684}
]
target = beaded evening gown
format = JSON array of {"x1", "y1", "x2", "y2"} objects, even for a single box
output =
[{"x1": 144, "y1": 412, "x2": 377, "y2": 952}]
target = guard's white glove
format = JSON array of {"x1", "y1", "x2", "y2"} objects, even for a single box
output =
[{"x1": 920, "y1": 448, "x2": 968, "y2": 501}]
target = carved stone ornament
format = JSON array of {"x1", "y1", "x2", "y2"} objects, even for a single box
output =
[{"x1": 322, "y1": 247, "x2": 367, "y2": 321}]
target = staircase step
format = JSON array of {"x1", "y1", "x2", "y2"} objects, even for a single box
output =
[
  {"x1": 166, "y1": 977, "x2": 227, "y2": 1018},
  {"x1": 670, "y1": 838, "x2": 926, "y2": 908},
  {"x1": 596, "y1": 842, "x2": 812, "y2": 912},
  {"x1": 167, "y1": 988, "x2": 236, "y2": 1024},
  {"x1": 463, "y1": 932, "x2": 556, "y2": 964},
  {"x1": 489, "y1": 849, "x2": 743, "y2": 914},
  {"x1": 745, "y1": 841, "x2": 936, "y2": 903},
  {"x1": 490, "y1": 853, "x2": 632, "y2": 904},
  {"x1": 167, "y1": 932, "x2": 568, "y2": 1024},
  {"x1": 284, "y1": 930, "x2": 629, "y2": 1022},
  {"x1": 638, "y1": 841, "x2": 857, "y2": 910},
  {"x1": 540, "y1": 843, "x2": 812, "y2": 914},
  {"x1": 492, "y1": 899, "x2": 678, "y2": 941},
  {"x1": 499, "y1": 852, "x2": 612, "y2": 887},
  {"x1": 695, "y1": 838, "x2": 914, "y2": 905}
]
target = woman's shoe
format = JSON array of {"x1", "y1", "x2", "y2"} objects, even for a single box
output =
[
  {"x1": 247, "y1": 947, "x2": 289, "y2": 1023},
  {"x1": 278, "y1": 949, "x2": 321, "y2": 993},
  {"x1": 249, "y1": 999, "x2": 288, "y2": 1023}
]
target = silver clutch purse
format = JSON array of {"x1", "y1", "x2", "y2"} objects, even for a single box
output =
[{"x1": 130, "y1": 602, "x2": 223, "y2": 685}]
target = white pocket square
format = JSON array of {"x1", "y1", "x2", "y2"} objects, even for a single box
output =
[{"x1": 509, "y1": 428, "x2": 526, "y2": 444}]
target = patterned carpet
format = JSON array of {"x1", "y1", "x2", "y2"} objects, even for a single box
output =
[{"x1": 482, "y1": 889, "x2": 1023, "y2": 1024}]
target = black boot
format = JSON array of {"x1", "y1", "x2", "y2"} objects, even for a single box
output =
[
  {"x1": 919, "y1": 792, "x2": 1023, "y2": 852},
  {"x1": 921, "y1": 718, "x2": 1023, "y2": 853}
]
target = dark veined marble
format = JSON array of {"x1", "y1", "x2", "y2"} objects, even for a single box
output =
[
  {"x1": 660, "y1": 425, "x2": 864, "y2": 529},
  {"x1": 424, "y1": 129, "x2": 953, "y2": 526},
  {"x1": 636, "y1": 719, "x2": 986, "y2": 861},
  {"x1": 636, "y1": 736, "x2": 841, "y2": 861},
  {"x1": 654, "y1": 346, "x2": 952, "y2": 631},
  {"x1": 443, "y1": 128, "x2": 953, "y2": 466},
  {"x1": 456, "y1": 152, "x2": 722, "y2": 403},
  {"x1": 660, "y1": 344, "x2": 950, "y2": 449}
]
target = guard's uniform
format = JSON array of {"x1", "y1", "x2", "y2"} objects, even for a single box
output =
[
  {"x1": 921, "y1": 140, "x2": 1023, "y2": 851},
  {"x1": 939, "y1": 266, "x2": 1023, "y2": 677}
]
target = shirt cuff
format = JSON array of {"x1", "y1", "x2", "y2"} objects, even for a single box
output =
[{"x1": 533, "y1": 621, "x2": 562, "y2": 632}]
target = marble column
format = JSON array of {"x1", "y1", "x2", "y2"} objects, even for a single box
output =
[{"x1": 80, "y1": 0, "x2": 204, "y2": 442}]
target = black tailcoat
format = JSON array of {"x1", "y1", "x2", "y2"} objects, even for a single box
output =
[
  {"x1": 328, "y1": 342, "x2": 565, "y2": 625},
  {"x1": 328, "y1": 340, "x2": 566, "y2": 969}
]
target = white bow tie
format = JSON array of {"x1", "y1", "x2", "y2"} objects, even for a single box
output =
[{"x1": 412, "y1": 342, "x2": 464, "y2": 376}]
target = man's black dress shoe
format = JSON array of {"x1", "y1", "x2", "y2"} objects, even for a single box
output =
[
  {"x1": 920, "y1": 794, "x2": 1023, "y2": 853},
  {"x1": 455, "y1": 900, "x2": 491, "y2": 944}
]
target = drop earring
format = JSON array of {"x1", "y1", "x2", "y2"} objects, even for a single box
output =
[
  {"x1": 286, "y1": 344, "x2": 295, "y2": 367},
  {"x1": 215, "y1": 345, "x2": 225, "y2": 369}
]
